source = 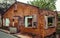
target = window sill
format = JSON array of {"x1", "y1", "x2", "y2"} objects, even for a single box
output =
[
  {"x1": 48, "y1": 26, "x2": 55, "y2": 28},
  {"x1": 25, "y1": 27, "x2": 37, "y2": 29}
]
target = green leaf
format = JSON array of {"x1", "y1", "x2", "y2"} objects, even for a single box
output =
[{"x1": 27, "y1": 0, "x2": 56, "y2": 11}]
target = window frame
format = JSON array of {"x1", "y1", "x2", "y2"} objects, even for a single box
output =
[
  {"x1": 45, "y1": 16, "x2": 55, "y2": 29},
  {"x1": 24, "y1": 16, "x2": 33, "y2": 28},
  {"x1": 5, "y1": 18, "x2": 10, "y2": 27}
]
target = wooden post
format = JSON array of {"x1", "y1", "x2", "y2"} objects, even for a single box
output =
[{"x1": 2, "y1": 14, "x2": 3, "y2": 28}]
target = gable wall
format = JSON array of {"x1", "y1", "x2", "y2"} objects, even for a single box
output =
[{"x1": 3, "y1": 2, "x2": 42, "y2": 36}]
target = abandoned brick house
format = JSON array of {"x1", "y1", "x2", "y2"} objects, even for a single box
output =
[{"x1": 0, "y1": 1, "x2": 57, "y2": 38}]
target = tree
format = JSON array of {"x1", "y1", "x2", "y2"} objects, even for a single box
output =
[
  {"x1": 27, "y1": 0, "x2": 56, "y2": 11},
  {"x1": 0, "y1": 0, "x2": 15, "y2": 12}
]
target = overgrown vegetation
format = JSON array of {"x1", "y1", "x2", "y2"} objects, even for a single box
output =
[
  {"x1": 27, "y1": 0, "x2": 56, "y2": 11},
  {"x1": 0, "y1": 0, "x2": 15, "y2": 13}
]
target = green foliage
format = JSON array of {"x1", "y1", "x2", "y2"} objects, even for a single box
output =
[{"x1": 27, "y1": 0, "x2": 56, "y2": 11}]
